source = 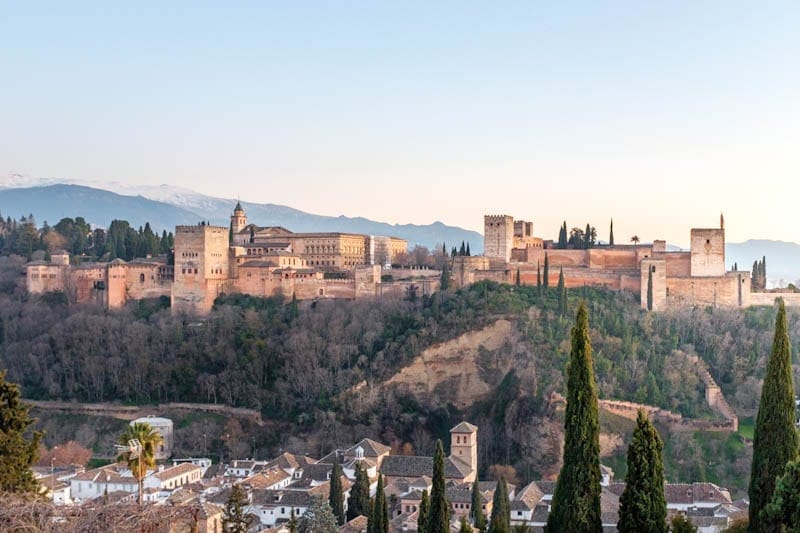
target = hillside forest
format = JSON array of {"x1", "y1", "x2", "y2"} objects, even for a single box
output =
[{"x1": 0, "y1": 251, "x2": 798, "y2": 496}]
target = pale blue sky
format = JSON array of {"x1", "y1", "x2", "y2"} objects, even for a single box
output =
[{"x1": 1, "y1": 1, "x2": 798, "y2": 245}]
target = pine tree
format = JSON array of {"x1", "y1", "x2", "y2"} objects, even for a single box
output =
[
  {"x1": 223, "y1": 483, "x2": 252, "y2": 533},
  {"x1": 428, "y1": 439, "x2": 451, "y2": 533},
  {"x1": 545, "y1": 303, "x2": 602, "y2": 533},
  {"x1": 418, "y1": 488, "x2": 430, "y2": 532},
  {"x1": 471, "y1": 478, "x2": 486, "y2": 531},
  {"x1": 347, "y1": 463, "x2": 370, "y2": 521},
  {"x1": 543, "y1": 254, "x2": 550, "y2": 288},
  {"x1": 647, "y1": 268, "x2": 653, "y2": 311},
  {"x1": 0, "y1": 371, "x2": 42, "y2": 493},
  {"x1": 761, "y1": 459, "x2": 800, "y2": 530},
  {"x1": 609, "y1": 219, "x2": 614, "y2": 246},
  {"x1": 368, "y1": 474, "x2": 389, "y2": 533},
  {"x1": 329, "y1": 454, "x2": 345, "y2": 525},
  {"x1": 557, "y1": 267, "x2": 566, "y2": 316},
  {"x1": 301, "y1": 496, "x2": 339, "y2": 533},
  {"x1": 617, "y1": 410, "x2": 667, "y2": 533},
  {"x1": 748, "y1": 299, "x2": 799, "y2": 532},
  {"x1": 515, "y1": 268, "x2": 521, "y2": 287},
  {"x1": 488, "y1": 477, "x2": 511, "y2": 533}
]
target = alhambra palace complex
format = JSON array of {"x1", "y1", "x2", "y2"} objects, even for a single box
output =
[{"x1": 25, "y1": 204, "x2": 797, "y2": 313}]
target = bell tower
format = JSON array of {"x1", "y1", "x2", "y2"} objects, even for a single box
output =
[
  {"x1": 230, "y1": 201, "x2": 247, "y2": 237},
  {"x1": 449, "y1": 422, "x2": 478, "y2": 477}
]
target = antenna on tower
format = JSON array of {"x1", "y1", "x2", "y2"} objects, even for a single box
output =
[{"x1": 720, "y1": 212, "x2": 725, "y2": 230}]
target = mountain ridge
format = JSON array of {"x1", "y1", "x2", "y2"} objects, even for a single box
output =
[{"x1": 0, "y1": 182, "x2": 484, "y2": 252}]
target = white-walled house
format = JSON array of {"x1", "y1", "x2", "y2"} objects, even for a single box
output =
[{"x1": 70, "y1": 464, "x2": 138, "y2": 502}]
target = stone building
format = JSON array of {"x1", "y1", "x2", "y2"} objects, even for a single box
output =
[{"x1": 25, "y1": 203, "x2": 410, "y2": 315}]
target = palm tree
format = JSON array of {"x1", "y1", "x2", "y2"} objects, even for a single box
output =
[
  {"x1": 630, "y1": 235, "x2": 640, "y2": 244},
  {"x1": 116, "y1": 422, "x2": 163, "y2": 504}
]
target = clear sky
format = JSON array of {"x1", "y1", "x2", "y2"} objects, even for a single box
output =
[{"x1": 1, "y1": 1, "x2": 798, "y2": 246}]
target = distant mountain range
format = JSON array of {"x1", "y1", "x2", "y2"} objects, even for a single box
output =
[
  {"x1": 1, "y1": 176, "x2": 798, "y2": 285},
  {"x1": 0, "y1": 179, "x2": 484, "y2": 253}
]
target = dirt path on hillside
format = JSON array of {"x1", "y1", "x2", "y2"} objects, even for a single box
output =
[{"x1": 26, "y1": 400, "x2": 265, "y2": 426}]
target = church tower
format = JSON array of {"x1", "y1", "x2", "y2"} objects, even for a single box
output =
[
  {"x1": 449, "y1": 421, "x2": 478, "y2": 476},
  {"x1": 230, "y1": 201, "x2": 247, "y2": 238}
]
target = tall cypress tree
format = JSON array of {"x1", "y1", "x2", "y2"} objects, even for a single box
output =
[
  {"x1": 618, "y1": 410, "x2": 667, "y2": 533},
  {"x1": 368, "y1": 474, "x2": 389, "y2": 533},
  {"x1": 466, "y1": 242, "x2": 471, "y2": 256},
  {"x1": 488, "y1": 477, "x2": 511, "y2": 533},
  {"x1": 471, "y1": 478, "x2": 486, "y2": 531},
  {"x1": 0, "y1": 370, "x2": 42, "y2": 493},
  {"x1": 558, "y1": 222, "x2": 568, "y2": 249},
  {"x1": 440, "y1": 261, "x2": 450, "y2": 291},
  {"x1": 762, "y1": 459, "x2": 800, "y2": 530},
  {"x1": 545, "y1": 303, "x2": 602, "y2": 533},
  {"x1": 543, "y1": 254, "x2": 550, "y2": 289},
  {"x1": 418, "y1": 489, "x2": 430, "y2": 532},
  {"x1": 536, "y1": 262, "x2": 542, "y2": 296},
  {"x1": 609, "y1": 219, "x2": 614, "y2": 246},
  {"x1": 223, "y1": 483, "x2": 252, "y2": 533},
  {"x1": 584, "y1": 223, "x2": 591, "y2": 249},
  {"x1": 515, "y1": 268, "x2": 521, "y2": 287},
  {"x1": 647, "y1": 268, "x2": 653, "y2": 311},
  {"x1": 748, "y1": 299, "x2": 799, "y2": 532},
  {"x1": 329, "y1": 454, "x2": 345, "y2": 525},
  {"x1": 347, "y1": 463, "x2": 371, "y2": 520},
  {"x1": 557, "y1": 267, "x2": 566, "y2": 316},
  {"x1": 428, "y1": 439, "x2": 450, "y2": 533}
]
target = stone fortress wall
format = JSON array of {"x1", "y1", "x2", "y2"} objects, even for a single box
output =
[{"x1": 455, "y1": 213, "x2": 792, "y2": 310}]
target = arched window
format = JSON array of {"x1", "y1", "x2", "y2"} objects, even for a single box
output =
[{"x1": 139, "y1": 273, "x2": 145, "y2": 283}]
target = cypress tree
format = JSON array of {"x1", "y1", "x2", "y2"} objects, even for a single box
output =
[
  {"x1": 329, "y1": 454, "x2": 345, "y2": 525},
  {"x1": 748, "y1": 299, "x2": 799, "y2": 532},
  {"x1": 762, "y1": 459, "x2": 800, "y2": 530},
  {"x1": 584, "y1": 223, "x2": 591, "y2": 249},
  {"x1": 488, "y1": 477, "x2": 511, "y2": 533},
  {"x1": 543, "y1": 254, "x2": 549, "y2": 288},
  {"x1": 418, "y1": 488, "x2": 430, "y2": 532},
  {"x1": 459, "y1": 515, "x2": 472, "y2": 533},
  {"x1": 558, "y1": 222, "x2": 568, "y2": 249},
  {"x1": 347, "y1": 463, "x2": 371, "y2": 520},
  {"x1": 368, "y1": 474, "x2": 389, "y2": 533},
  {"x1": 466, "y1": 242, "x2": 471, "y2": 256},
  {"x1": 557, "y1": 267, "x2": 566, "y2": 316},
  {"x1": 536, "y1": 262, "x2": 542, "y2": 296},
  {"x1": 428, "y1": 439, "x2": 450, "y2": 533},
  {"x1": 0, "y1": 371, "x2": 42, "y2": 493},
  {"x1": 441, "y1": 261, "x2": 450, "y2": 291},
  {"x1": 515, "y1": 268, "x2": 521, "y2": 287},
  {"x1": 647, "y1": 268, "x2": 653, "y2": 311},
  {"x1": 460, "y1": 241, "x2": 466, "y2": 256},
  {"x1": 545, "y1": 303, "x2": 602, "y2": 533},
  {"x1": 617, "y1": 410, "x2": 667, "y2": 533},
  {"x1": 471, "y1": 478, "x2": 486, "y2": 531},
  {"x1": 609, "y1": 219, "x2": 614, "y2": 246}
]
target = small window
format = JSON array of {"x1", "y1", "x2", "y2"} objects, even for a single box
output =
[{"x1": 139, "y1": 273, "x2": 145, "y2": 283}]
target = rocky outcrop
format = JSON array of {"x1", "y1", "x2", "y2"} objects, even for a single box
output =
[{"x1": 385, "y1": 319, "x2": 523, "y2": 408}]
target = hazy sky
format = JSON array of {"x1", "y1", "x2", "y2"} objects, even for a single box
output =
[{"x1": 1, "y1": 1, "x2": 798, "y2": 246}]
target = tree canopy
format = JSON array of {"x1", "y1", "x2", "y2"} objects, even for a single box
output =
[{"x1": 0, "y1": 370, "x2": 42, "y2": 493}]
